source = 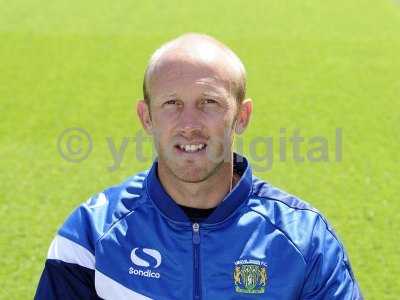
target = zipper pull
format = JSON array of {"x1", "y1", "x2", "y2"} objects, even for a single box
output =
[{"x1": 192, "y1": 223, "x2": 200, "y2": 244}]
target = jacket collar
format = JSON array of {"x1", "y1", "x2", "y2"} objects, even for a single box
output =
[{"x1": 145, "y1": 153, "x2": 253, "y2": 224}]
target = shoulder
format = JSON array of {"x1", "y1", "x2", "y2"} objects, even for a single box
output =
[
  {"x1": 57, "y1": 170, "x2": 150, "y2": 252},
  {"x1": 247, "y1": 176, "x2": 344, "y2": 261}
]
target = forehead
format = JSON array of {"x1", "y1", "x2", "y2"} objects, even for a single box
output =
[{"x1": 149, "y1": 58, "x2": 234, "y2": 98}]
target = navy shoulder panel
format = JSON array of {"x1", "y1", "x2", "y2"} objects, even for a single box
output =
[{"x1": 34, "y1": 260, "x2": 100, "y2": 300}]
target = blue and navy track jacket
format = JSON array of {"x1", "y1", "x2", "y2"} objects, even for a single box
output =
[{"x1": 35, "y1": 154, "x2": 363, "y2": 299}]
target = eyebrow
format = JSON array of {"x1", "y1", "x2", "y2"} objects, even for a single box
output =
[
  {"x1": 162, "y1": 92, "x2": 179, "y2": 99},
  {"x1": 201, "y1": 91, "x2": 217, "y2": 95},
  {"x1": 158, "y1": 89, "x2": 226, "y2": 101},
  {"x1": 201, "y1": 91, "x2": 225, "y2": 98}
]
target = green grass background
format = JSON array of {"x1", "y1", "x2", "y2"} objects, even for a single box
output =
[{"x1": 1, "y1": 0, "x2": 399, "y2": 298}]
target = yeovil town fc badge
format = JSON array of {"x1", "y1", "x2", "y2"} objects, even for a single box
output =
[{"x1": 233, "y1": 259, "x2": 268, "y2": 294}]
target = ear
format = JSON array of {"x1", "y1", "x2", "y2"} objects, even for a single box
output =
[
  {"x1": 136, "y1": 100, "x2": 153, "y2": 134},
  {"x1": 235, "y1": 98, "x2": 253, "y2": 134}
]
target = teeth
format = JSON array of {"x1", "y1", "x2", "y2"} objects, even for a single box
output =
[{"x1": 179, "y1": 144, "x2": 205, "y2": 152}]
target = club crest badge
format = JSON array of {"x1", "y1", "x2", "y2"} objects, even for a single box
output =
[{"x1": 233, "y1": 259, "x2": 268, "y2": 294}]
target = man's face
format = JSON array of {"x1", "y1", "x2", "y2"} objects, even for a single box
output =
[{"x1": 138, "y1": 58, "x2": 247, "y2": 183}]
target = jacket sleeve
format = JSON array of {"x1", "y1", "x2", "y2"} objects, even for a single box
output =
[
  {"x1": 300, "y1": 215, "x2": 363, "y2": 300},
  {"x1": 34, "y1": 257, "x2": 100, "y2": 299},
  {"x1": 34, "y1": 195, "x2": 106, "y2": 300}
]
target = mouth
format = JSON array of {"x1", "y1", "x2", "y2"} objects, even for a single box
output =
[{"x1": 174, "y1": 143, "x2": 207, "y2": 154}]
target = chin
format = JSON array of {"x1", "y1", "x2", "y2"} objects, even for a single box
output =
[
  {"x1": 158, "y1": 151, "x2": 222, "y2": 182},
  {"x1": 173, "y1": 166, "x2": 210, "y2": 183},
  {"x1": 177, "y1": 175, "x2": 207, "y2": 184}
]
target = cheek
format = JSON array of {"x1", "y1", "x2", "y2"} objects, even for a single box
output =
[
  {"x1": 203, "y1": 107, "x2": 233, "y2": 123},
  {"x1": 208, "y1": 119, "x2": 236, "y2": 146},
  {"x1": 152, "y1": 127, "x2": 170, "y2": 145},
  {"x1": 151, "y1": 114, "x2": 175, "y2": 136}
]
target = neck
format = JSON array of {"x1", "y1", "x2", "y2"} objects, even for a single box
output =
[{"x1": 157, "y1": 159, "x2": 240, "y2": 209}]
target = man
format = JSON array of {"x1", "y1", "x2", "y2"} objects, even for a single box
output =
[{"x1": 35, "y1": 33, "x2": 363, "y2": 299}]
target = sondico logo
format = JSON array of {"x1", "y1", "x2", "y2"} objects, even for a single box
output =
[{"x1": 129, "y1": 247, "x2": 162, "y2": 279}]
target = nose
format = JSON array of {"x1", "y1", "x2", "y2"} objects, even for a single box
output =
[{"x1": 177, "y1": 106, "x2": 203, "y2": 137}]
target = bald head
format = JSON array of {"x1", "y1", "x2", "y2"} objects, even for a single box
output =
[{"x1": 143, "y1": 33, "x2": 246, "y2": 107}]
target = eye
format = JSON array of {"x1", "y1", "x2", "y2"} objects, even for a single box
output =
[
  {"x1": 165, "y1": 99, "x2": 178, "y2": 105},
  {"x1": 204, "y1": 98, "x2": 217, "y2": 104}
]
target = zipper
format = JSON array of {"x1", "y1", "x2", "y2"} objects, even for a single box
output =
[{"x1": 192, "y1": 222, "x2": 201, "y2": 300}]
